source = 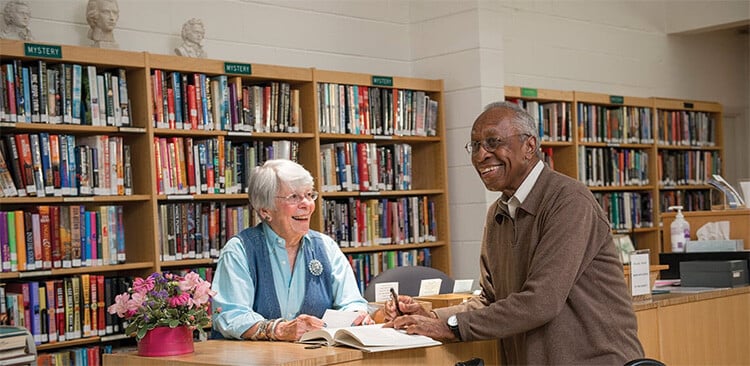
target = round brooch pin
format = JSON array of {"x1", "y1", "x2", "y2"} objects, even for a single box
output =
[{"x1": 308, "y1": 259, "x2": 323, "y2": 276}]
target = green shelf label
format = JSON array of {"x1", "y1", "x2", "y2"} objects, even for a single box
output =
[
  {"x1": 24, "y1": 43, "x2": 62, "y2": 59},
  {"x1": 372, "y1": 76, "x2": 393, "y2": 86},
  {"x1": 520, "y1": 88, "x2": 538, "y2": 97},
  {"x1": 609, "y1": 95, "x2": 624, "y2": 104},
  {"x1": 224, "y1": 62, "x2": 252, "y2": 75}
]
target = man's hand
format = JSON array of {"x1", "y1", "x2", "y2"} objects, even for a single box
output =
[
  {"x1": 389, "y1": 314, "x2": 457, "y2": 341},
  {"x1": 383, "y1": 295, "x2": 431, "y2": 322},
  {"x1": 274, "y1": 314, "x2": 324, "y2": 341}
]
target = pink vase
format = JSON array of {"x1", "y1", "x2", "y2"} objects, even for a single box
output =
[{"x1": 137, "y1": 325, "x2": 194, "y2": 357}]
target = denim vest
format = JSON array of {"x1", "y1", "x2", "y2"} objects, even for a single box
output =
[{"x1": 239, "y1": 224, "x2": 334, "y2": 319}]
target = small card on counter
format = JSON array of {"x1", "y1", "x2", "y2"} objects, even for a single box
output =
[
  {"x1": 374, "y1": 282, "x2": 399, "y2": 302},
  {"x1": 452, "y1": 279, "x2": 474, "y2": 293},
  {"x1": 418, "y1": 278, "x2": 442, "y2": 296},
  {"x1": 629, "y1": 249, "x2": 651, "y2": 297}
]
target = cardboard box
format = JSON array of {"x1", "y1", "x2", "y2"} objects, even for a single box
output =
[{"x1": 680, "y1": 260, "x2": 749, "y2": 288}]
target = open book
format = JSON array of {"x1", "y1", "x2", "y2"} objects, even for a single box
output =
[{"x1": 299, "y1": 324, "x2": 441, "y2": 353}]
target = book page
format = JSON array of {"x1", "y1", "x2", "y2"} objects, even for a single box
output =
[
  {"x1": 321, "y1": 309, "x2": 360, "y2": 328},
  {"x1": 333, "y1": 324, "x2": 441, "y2": 353},
  {"x1": 298, "y1": 327, "x2": 337, "y2": 345},
  {"x1": 337, "y1": 324, "x2": 439, "y2": 347}
]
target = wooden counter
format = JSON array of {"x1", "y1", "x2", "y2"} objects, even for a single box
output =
[
  {"x1": 103, "y1": 339, "x2": 499, "y2": 366},
  {"x1": 103, "y1": 287, "x2": 749, "y2": 366},
  {"x1": 633, "y1": 286, "x2": 750, "y2": 365}
]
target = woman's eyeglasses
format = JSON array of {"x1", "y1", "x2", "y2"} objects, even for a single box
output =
[{"x1": 276, "y1": 191, "x2": 319, "y2": 205}]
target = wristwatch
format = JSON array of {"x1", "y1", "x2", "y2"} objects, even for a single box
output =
[{"x1": 447, "y1": 314, "x2": 461, "y2": 340}]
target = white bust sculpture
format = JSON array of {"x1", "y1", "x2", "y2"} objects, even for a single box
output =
[
  {"x1": 175, "y1": 18, "x2": 207, "y2": 58},
  {"x1": 86, "y1": 0, "x2": 119, "y2": 49},
  {"x1": 1, "y1": 0, "x2": 33, "y2": 40}
]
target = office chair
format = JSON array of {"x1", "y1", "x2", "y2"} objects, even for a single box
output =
[
  {"x1": 362, "y1": 266, "x2": 454, "y2": 302},
  {"x1": 624, "y1": 358, "x2": 666, "y2": 366}
]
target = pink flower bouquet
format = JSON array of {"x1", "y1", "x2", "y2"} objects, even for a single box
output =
[{"x1": 107, "y1": 271, "x2": 217, "y2": 340}]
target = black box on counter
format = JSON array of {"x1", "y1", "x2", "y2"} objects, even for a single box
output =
[
  {"x1": 679, "y1": 260, "x2": 749, "y2": 288},
  {"x1": 659, "y1": 251, "x2": 750, "y2": 279}
]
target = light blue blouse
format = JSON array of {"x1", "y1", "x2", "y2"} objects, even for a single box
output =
[{"x1": 211, "y1": 223, "x2": 367, "y2": 339}]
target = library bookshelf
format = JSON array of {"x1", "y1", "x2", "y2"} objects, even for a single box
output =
[
  {"x1": 0, "y1": 39, "x2": 451, "y2": 355},
  {"x1": 505, "y1": 86, "x2": 723, "y2": 263},
  {"x1": 653, "y1": 97, "x2": 723, "y2": 218}
]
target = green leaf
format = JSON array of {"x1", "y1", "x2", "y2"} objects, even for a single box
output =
[
  {"x1": 137, "y1": 326, "x2": 148, "y2": 340},
  {"x1": 169, "y1": 319, "x2": 179, "y2": 327}
]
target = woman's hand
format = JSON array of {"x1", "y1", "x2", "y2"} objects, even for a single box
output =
[
  {"x1": 383, "y1": 295, "x2": 431, "y2": 322},
  {"x1": 274, "y1": 314, "x2": 324, "y2": 341},
  {"x1": 351, "y1": 310, "x2": 375, "y2": 326}
]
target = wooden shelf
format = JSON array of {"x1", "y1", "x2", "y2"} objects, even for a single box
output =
[
  {"x1": 0, "y1": 39, "x2": 451, "y2": 354},
  {"x1": 506, "y1": 85, "x2": 723, "y2": 264}
]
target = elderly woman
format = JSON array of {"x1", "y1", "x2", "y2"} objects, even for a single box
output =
[{"x1": 212, "y1": 159, "x2": 371, "y2": 341}]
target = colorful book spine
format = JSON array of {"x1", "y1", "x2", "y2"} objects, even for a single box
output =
[
  {"x1": 31, "y1": 211, "x2": 41, "y2": 268},
  {"x1": 44, "y1": 280, "x2": 57, "y2": 342},
  {"x1": 118, "y1": 69, "x2": 130, "y2": 126},
  {"x1": 96, "y1": 275, "x2": 105, "y2": 336},
  {"x1": 5, "y1": 212, "x2": 17, "y2": 271},
  {"x1": 80, "y1": 274, "x2": 91, "y2": 337},
  {"x1": 54, "y1": 279, "x2": 65, "y2": 341},
  {"x1": 0, "y1": 212, "x2": 9, "y2": 271},
  {"x1": 50, "y1": 205, "x2": 61, "y2": 269},
  {"x1": 71, "y1": 64, "x2": 82, "y2": 124},
  {"x1": 39, "y1": 205, "x2": 52, "y2": 269}
]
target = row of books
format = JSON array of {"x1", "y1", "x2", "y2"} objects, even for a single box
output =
[
  {"x1": 0, "y1": 275, "x2": 131, "y2": 346},
  {"x1": 347, "y1": 249, "x2": 431, "y2": 295},
  {"x1": 659, "y1": 189, "x2": 713, "y2": 212},
  {"x1": 154, "y1": 136, "x2": 298, "y2": 196},
  {"x1": 577, "y1": 104, "x2": 654, "y2": 144},
  {"x1": 507, "y1": 99, "x2": 572, "y2": 142},
  {"x1": 0, "y1": 60, "x2": 130, "y2": 127},
  {"x1": 157, "y1": 202, "x2": 250, "y2": 261},
  {"x1": 0, "y1": 206, "x2": 125, "y2": 272},
  {"x1": 577, "y1": 147, "x2": 650, "y2": 187},
  {"x1": 319, "y1": 142, "x2": 412, "y2": 193},
  {"x1": 36, "y1": 345, "x2": 103, "y2": 366},
  {"x1": 592, "y1": 191, "x2": 654, "y2": 231},
  {"x1": 317, "y1": 83, "x2": 438, "y2": 137},
  {"x1": 656, "y1": 110, "x2": 716, "y2": 147},
  {"x1": 0, "y1": 134, "x2": 132, "y2": 198},
  {"x1": 321, "y1": 196, "x2": 437, "y2": 249},
  {"x1": 152, "y1": 70, "x2": 301, "y2": 133},
  {"x1": 658, "y1": 149, "x2": 721, "y2": 187},
  {"x1": 541, "y1": 147, "x2": 555, "y2": 170}
]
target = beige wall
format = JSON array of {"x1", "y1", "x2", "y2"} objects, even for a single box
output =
[{"x1": 7, "y1": 0, "x2": 748, "y2": 282}]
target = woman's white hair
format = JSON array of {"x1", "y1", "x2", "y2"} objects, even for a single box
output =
[{"x1": 248, "y1": 159, "x2": 313, "y2": 211}]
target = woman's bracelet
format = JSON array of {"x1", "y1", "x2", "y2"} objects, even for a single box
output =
[
  {"x1": 250, "y1": 320, "x2": 268, "y2": 341},
  {"x1": 269, "y1": 318, "x2": 283, "y2": 341},
  {"x1": 264, "y1": 318, "x2": 276, "y2": 340}
]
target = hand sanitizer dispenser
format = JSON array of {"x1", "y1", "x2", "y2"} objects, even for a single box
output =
[{"x1": 668, "y1": 206, "x2": 690, "y2": 253}]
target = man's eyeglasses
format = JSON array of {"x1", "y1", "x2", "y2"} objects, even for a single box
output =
[
  {"x1": 276, "y1": 191, "x2": 319, "y2": 205},
  {"x1": 464, "y1": 134, "x2": 530, "y2": 155}
]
